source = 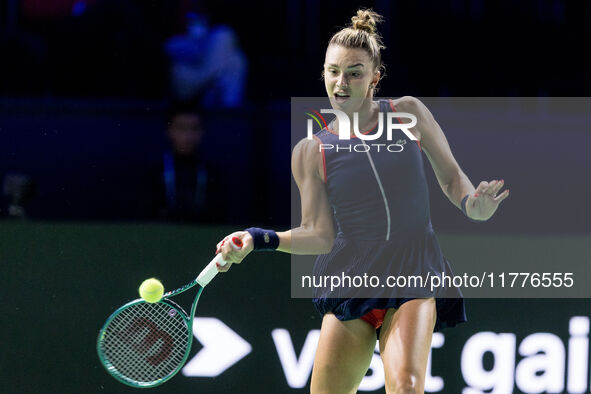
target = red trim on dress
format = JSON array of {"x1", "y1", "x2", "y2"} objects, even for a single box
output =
[{"x1": 312, "y1": 135, "x2": 327, "y2": 184}]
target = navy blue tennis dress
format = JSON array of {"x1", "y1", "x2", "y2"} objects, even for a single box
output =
[{"x1": 311, "y1": 99, "x2": 466, "y2": 331}]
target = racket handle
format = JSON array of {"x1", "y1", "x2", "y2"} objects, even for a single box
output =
[{"x1": 196, "y1": 237, "x2": 243, "y2": 287}]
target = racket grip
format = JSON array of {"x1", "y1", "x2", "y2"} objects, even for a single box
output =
[{"x1": 196, "y1": 237, "x2": 243, "y2": 287}]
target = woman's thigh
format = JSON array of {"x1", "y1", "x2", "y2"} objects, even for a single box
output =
[
  {"x1": 311, "y1": 313, "x2": 376, "y2": 394},
  {"x1": 379, "y1": 298, "x2": 437, "y2": 393}
]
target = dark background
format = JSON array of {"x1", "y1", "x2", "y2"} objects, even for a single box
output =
[
  {"x1": 1, "y1": 0, "x2": 591, "y2": 226},
  {"x1": 1, "y1": 0, "x2": 590, "y2": 393},
  {"x1": 3, "y1": 0, "x2": 590, "y2": 99}
]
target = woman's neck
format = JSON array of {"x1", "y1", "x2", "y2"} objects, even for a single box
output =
[{"x1": 333, "y1": 100, "x2": 379, "y2": 135}]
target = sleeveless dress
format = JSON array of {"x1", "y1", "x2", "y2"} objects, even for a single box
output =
[{"x1": 311, "y1": 99, "x2": 466, "y2": 331}]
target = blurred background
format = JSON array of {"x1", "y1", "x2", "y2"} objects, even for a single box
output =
[{"x1": 1, "y1": 0, "x2": 590, "y2": 393}]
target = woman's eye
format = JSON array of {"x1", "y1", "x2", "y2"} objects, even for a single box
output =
[
  {"x1": 329, "y1": 70, "x2": 338, "y2": 75},
  {"x1": 351, "y1": 72, "x2": 361, "y2": 78}
]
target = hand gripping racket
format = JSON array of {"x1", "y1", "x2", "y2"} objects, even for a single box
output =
[{"x1": 96, "y1": 236, "x2": 242, "y2": 388}]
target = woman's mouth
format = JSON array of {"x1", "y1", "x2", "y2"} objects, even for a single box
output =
[{"x1": 334, "y1": 92, "x2": 350, "y2": 104}]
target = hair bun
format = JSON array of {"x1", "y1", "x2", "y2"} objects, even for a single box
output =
[{"x1": 351, "y1": 9, "x2": 383, "y2": 34}]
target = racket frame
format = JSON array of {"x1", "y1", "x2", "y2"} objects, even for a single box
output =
[
  {"x1": 97, "y1": 236, "x2": 242, "y2": 387},
  {"x1": 97, "y1": 280, "x2": 205, "y2": 388}
]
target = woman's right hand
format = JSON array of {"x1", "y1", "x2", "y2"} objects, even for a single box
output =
[{"x1": 215, "y1": 231, "x2": 254, "y2": 272}]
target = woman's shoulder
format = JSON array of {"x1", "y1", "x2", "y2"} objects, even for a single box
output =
[
  {"x1": 292, "y1": 137, "x2": 325, "y2": 182},
  {"x1": 382, "y1": 96, "x2": 427, "y2": 113},
  {"x1": 293, "y1": 137, "x2": 322, "y2": 160},
  {"x1": 380, "y1": 97, "x2": 430, "y2": 142}
]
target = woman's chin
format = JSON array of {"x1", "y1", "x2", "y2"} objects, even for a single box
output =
[
  {"x1": 330, "y1": 96, "x2": 365, "y2": 111},
  {"x1": 331, "y1": 97, "x2": 349, "y2": 107}
]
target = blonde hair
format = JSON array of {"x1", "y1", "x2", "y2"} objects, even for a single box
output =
[{"x1": 328, "y1": 9, "x2": 385, "y2": 74}]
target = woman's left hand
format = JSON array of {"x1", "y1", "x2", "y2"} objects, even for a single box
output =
[{"x1": 466, "y1": 180, "x2": 510, "y2": 221}]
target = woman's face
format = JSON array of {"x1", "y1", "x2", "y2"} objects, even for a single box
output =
[{"x1": 324, "y1": 45, "x2": 379, "y2": 113}]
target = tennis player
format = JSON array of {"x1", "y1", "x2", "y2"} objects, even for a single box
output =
[{"x1": 216, "y1": 9, "x2": 509, "y2": 394}]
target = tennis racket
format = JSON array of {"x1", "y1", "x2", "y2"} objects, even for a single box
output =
[{"x1": 96, "y1": 236, "x2": 243, "y2": 388}]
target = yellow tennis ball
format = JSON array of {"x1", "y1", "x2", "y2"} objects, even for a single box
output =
[{"x1": 139, "y1": 278, "x2": 164, "y2": 303}]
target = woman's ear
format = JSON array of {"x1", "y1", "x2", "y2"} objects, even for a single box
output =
[{"x1": 373, "y1": 70, "x2": 381, "y2": 86}]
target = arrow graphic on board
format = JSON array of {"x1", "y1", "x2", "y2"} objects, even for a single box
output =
[{"x1": 182, "y1": 317, "x2": 252, "y2": 377}]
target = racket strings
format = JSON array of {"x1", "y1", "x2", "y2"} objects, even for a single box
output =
[{"x1": 98, "y1": 301, "x2": 190, "y2": 385}]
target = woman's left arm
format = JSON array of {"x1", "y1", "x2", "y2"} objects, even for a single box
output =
[{"x1": 397, "y1": 96, "x2": 510, "y2": 222}]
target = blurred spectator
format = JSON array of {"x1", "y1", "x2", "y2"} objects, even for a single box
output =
[
  {"x1": 165, "y1": 12, "x2": 247, "y2": 108},
  {"x1": 2, "y1": 173, "x2": 36, "y2": 219},
  {"x1": 2, "y1": 0, "x2": 180, "y2": 97},
  {"x1": 21, "y1": 0, "x2": 97, "y2": 19},
  {"x1": 142, "y1": 101, "x2": 226, "y2": 223}
]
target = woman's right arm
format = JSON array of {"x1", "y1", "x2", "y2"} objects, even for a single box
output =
[
  {"x1": 216, "y1": 138, "x2": 335, "y2": 268},
  {"x1": 276, "y1": 138, "x2": 335, "y2": 255}
]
